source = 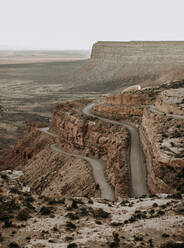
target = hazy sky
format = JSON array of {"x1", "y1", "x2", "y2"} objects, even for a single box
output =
[{"x1": 0, "y1": 0, "x2": 184, "y2": 50}]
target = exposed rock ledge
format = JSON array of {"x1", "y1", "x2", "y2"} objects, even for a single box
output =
[{"x1": 155, "y1": 88, "x2": 184, "y2": 115}]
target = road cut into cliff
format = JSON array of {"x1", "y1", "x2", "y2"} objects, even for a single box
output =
[{"x1": 83, "y1": 103, "x2": 149, "y2": 197}]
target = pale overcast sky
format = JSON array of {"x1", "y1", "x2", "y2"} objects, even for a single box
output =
[{"x1": 0, "y1": 0, "x2": 184, "y2": 50}]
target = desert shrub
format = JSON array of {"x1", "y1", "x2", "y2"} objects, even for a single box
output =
[
  {"x1": 92, "y1": 208, "x2": 110, "y2": 219},
  {"x1": 7, "y1": 199, "x2": 20, "y2": 211},
  {"x1": 66, "y1": 221, "x2": 77, "y2": 230},
  {"x1": 1, "y1": 174, "x2": 8, "y2": 180},
  {"x1": 24, "y1": 196, "x2": 34, "y2": 203},
  {"x1": 40, "y1": 206, "x2": 52, "y2": 215},
  {"x1": 0, "y1": 233, "x2": 3, "y2": 242},
  {"x1": 67, "y1": 244, "x2": 77, "y2": 248},
  {"x1": 8, "y1": 242, "x2": 20, "y2": 248},
  {"x1": 17, "y1": 208, "x2": 30, "y2": 221},
  {"x1": 10, "y1": 187, "x2": 21, "y2": 194},
  {"x1": 160, "y1": 241, "x2": 184, "y2": 248}
]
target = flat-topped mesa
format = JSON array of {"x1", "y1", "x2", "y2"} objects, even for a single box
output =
[{"x1": 91, "y1": 41, "x2": 184, "y2": 62}]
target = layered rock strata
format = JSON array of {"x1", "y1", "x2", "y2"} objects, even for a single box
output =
[
  {"x1": 92, "y1": 104, "x2": 143, "y2": 125},
  {"x1": 91, "y1": 41, "x2": 184, "y2": 62},
  {"x1": 140, "y1": 107, "x2": 184, "y2": 194},
  {"x1": 86, "y1": 41, "x2": 184, "y2": 88}
]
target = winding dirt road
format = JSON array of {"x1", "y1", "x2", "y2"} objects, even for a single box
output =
[
  {"x1": 38, "y1": 127, "x2": 115, "y2": 201},
  {"x1": 38, "y1": 102, "x2": 183, "y2": 199},
  {"x1": 39, "y1": 102, "x2": 151, "y2": 199},
  {"x1": 83, "y1": 104, "x2": 149, "y2": 197}
]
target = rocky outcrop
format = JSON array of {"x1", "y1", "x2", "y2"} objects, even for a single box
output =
[
  {"x1": 91, "y1": 41, "x2": 184, "y2": 62},
  {"x1": 142, "y1": 108, "x2": 184, "y2": 167},
  {"x1": 93, "y1": 104, "x2": 143, "y2": 123},
  {"x1": 105, "y1": 84, "x2": 160, "y2": 106},
  {"x1": 106, "y1": 92, "x2": 151, "y2": 106},
  {"x1": 155, "y1": 88, "x2": 184, "y2": 115}
]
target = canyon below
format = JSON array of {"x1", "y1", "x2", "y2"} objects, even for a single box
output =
[{"x1": 0, "y1": 42, "x2": 184, "y2": 248}]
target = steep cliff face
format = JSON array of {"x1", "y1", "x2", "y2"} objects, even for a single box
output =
[
  {"x1": 141, "y1": 107, "x2": 184, "y2": 194},
  {"x1": 50, "y1": 102, "x2": 130, "y2": 198},
  {"x1": 91, "y1": 41, "x2": 184, "y2": 62},
  {"x1": 106, "y1": 91, "x2": 154, "y2": 106},
  {"x1": 93, "y1": 104, "x2": 143, "y2": 118},
  {"x1": 92, "y1": 104, "x2": 143, "y2": 127},
  {"x1": 87, "y1": 41, "x2": 184, "y2": 88},
  {"x1": 93, "y1": 81, "x2": 184, "y2": 195}
]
